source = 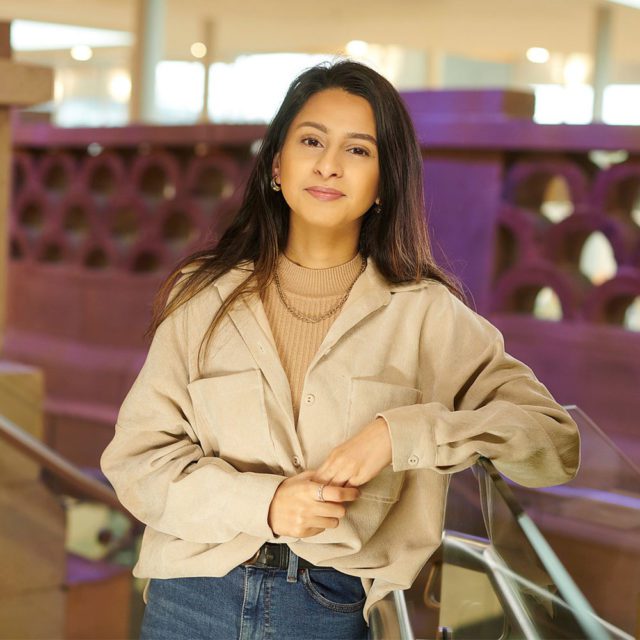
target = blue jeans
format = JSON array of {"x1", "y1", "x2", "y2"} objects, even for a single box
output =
[{"x1": 139, "y1": 554, "x2": 369, "y2": 639}]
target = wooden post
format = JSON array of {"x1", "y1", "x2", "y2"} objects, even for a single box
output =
[
  {"x1": 0, "y1": 22, "x2": 52, "y2": 353},
  {"x1": 0, "y1": 26, "x2": 62, "y2": 638}
]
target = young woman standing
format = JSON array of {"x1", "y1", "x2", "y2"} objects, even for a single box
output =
[{"x1": 101, "y1": 60, "x2": 579, "y2": 640}]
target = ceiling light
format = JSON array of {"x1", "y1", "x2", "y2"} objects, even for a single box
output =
[
  {"x1": 346, "y1": 40, "x2": 368, "y2": 57},
  {"x1": 191, "y1": 42, "x2": 207, "y2": 58},
  {"x1": 563, "y1": 53, "x2": 590, "y2": 85},
  {"x1": 71, "y1": 45, "x2": 93, "y2": 61},
  {"x1": 109, "y1": 71, "x2": 132, "y2": 103},
  {"x1": 526, "y1": 47, "x2": 550, "y2": 64}
]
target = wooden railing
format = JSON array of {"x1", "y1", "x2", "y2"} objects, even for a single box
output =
[{"x1": 0, "y1": 411, "x2": 127, "y2": 514}]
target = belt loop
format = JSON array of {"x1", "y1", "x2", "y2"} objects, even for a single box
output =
[{"x1": 286, "y1": 547, "x2": 299, "y2": 583}]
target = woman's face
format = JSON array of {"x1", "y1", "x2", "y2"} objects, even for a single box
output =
[{"x1": 273, "y1": 88, "x2": 380, "y2": 238}]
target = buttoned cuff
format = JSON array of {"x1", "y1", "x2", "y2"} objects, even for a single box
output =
[{"x1": 376, "y1": 404, "x2": 439, "y2": 471}]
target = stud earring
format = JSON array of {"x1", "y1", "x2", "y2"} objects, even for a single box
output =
[
  {"x1": 270, "y1": 176, "x2": 281, "y2": 192},
  {"x1": 373, "y1": 197, "x2": 382, "y2": 214}
]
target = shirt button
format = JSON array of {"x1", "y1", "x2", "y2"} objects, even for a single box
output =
[
  {"x1": 304, "y1": 394, "x2": 315, "y2": 405},
  {"x1": 408, "y1": 455, "x2": 419, "y2": 466},
  {"x1": 292, "y1": 456, "x2": 301, "y2": 467},
  {"x1": 257, "y1": 343, "x2": 265, "y2": 353}
]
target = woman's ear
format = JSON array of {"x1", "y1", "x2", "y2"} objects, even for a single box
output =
[{"x1": 272, "y1": 152, "x2": 281, "y2": 175}]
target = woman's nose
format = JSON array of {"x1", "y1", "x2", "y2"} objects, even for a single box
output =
[{"x1": 313, "y1": 148, "x2": 342, "y2": 179}]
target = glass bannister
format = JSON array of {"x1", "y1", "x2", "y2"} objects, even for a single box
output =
[
  {"x1": 380, "y1": 407, "x2": 637, "y2": 640},
  {"x1": 507, "y1": 406, "x2": 640, "y2": 636},
  {"x1": 472, "y1": 458, "x2": 630, "y2": 639}
]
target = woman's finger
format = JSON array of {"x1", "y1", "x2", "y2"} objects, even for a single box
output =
[{"x1": 311, "y1": 463, "x2": 335, "y2": 484}]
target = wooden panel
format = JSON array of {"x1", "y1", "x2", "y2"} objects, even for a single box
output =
[
  {"x1": 0, "y1": 363, "x2": 44, "y2": 484},
  {"x1": 65, "y1": 555, "x2": 132, "y2": 640},
  {"x1": 0, "y1": 482, "x2": 65, "y2": 595},
  {"x1": 0, "y1": 587, "x2": 65, "y2": 640},
  {"x1": 0, "y1": 60, "x2": 52, "y2": 107}
]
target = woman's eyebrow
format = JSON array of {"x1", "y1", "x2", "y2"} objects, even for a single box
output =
[{"x1": 295, "y1": 121, "x2": 377, "y2": 146}]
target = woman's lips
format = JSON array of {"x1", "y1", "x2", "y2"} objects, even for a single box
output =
[{"x1": 305, "y1": 187, "x2": 345, "y2": 201}]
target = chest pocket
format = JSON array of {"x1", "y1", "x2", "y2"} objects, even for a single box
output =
[
  {"x1": 347, "y1": 378, "x2": 422, "y2": 503},
  {"x1": 187, "y1": 369, "x2": 276, "y2": 471}
]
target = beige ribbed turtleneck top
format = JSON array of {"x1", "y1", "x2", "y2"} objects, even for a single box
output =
[{"x1": 261, "y1": 252, "x2": 365, "y2": 422}]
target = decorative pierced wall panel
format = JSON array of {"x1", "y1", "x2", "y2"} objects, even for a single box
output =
[
  {"x1": 10, "y1": 146, "x2": 246, "y2": 273},
  {"x1": 494, "y1": 155, "x2": 640, "y2": 329}
]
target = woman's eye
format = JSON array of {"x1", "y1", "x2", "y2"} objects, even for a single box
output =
[
  {"x1": 301, "y1": 137, "x2": 321, "y2": 147},
  {"x1": 349, "y1": 146, "x2": 370, "y2": 157}
]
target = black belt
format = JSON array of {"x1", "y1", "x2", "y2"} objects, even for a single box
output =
[{"x1": 244, "y1": 543, "x2": 319, "y2": 570}]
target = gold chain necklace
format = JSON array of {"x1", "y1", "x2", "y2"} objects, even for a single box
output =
[{"x1": 273, "y1": 255, "x2": 367, "y2": 324}]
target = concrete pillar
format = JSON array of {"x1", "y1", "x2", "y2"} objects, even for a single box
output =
[
  {"x1": 199, "y1": 18, "x2": 215, "y2": 124},
  {"x1": 130, "y1": 0, "x2": 166, "y2": 123},
  {"x1": 592, "y1": 4, "x2": 612, "y2": 123}
]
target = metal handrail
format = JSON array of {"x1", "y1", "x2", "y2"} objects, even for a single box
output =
[
  {"x1": 436, "y1": 528, "x2": 632, "y2": 640},
  {"x1": 439, "y1": 531, "x2": 533, "y2": 639},
  {"x1": 369, "y1": 590, "x2": 415, "y2": 640},
  {"x1": 0, "y1": 412, "x2": 128, "y2": 515}
]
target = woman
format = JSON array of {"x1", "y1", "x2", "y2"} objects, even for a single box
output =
[{"x1": 101, "y1": 60, "x2": 580, "y2": 640}]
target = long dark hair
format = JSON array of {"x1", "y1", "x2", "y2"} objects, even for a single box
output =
[{"x1": 148, "y1": 59, "x2": 464, "y2": 364}]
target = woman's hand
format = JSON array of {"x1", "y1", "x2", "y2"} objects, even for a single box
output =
[
  {"x1": 312, "y1": 417, "x2": 392, "y2": 488},
  {"x1": 268, "y1": 470, "x2": 360, "y2": 538}
]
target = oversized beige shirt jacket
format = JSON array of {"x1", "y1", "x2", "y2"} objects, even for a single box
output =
[{"x1": 100, "y1": 258, "x2": 580, "y2": 622}]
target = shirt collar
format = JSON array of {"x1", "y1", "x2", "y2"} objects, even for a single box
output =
[{"x1": 206, "y1": 257, "x2": 431, "y2": 301}]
